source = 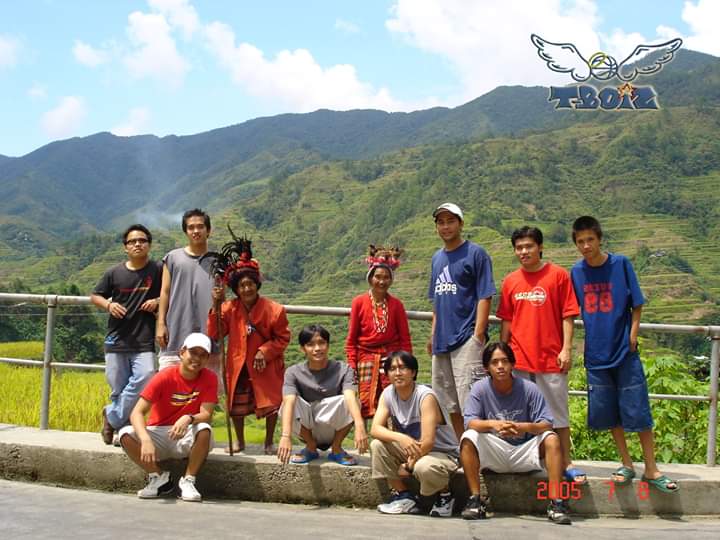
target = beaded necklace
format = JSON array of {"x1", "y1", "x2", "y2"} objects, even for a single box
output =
[{"x1": 369, "y1": 290, "x2": 389, "y2": 334}]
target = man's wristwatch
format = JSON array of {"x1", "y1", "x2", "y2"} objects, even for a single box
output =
[{"x1": 187, "y1": 414, "x2": 195, "y2": 425}]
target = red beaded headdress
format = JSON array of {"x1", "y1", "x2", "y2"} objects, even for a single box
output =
[{"x1": 365, "y1": 244, "x2": 402, "y2": 282}]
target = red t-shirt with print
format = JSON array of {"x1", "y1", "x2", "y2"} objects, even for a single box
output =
[
  {"x1": 141, "y1": 365, "x2": 218, "y2": 426},
  {"x1": 496, "y1": 263, "x2": 579, "y2": 373}
]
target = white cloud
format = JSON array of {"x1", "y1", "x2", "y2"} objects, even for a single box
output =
[
  {"x1": 600, "y1": 30, "x2": 650, "y2": 61},
  {"x1": 111, "y1": 107, "x2": 151, "y2": 136},
  {"x1": 148, "y1": 0, "x2": 199, "y2": 40},
  {"x1": 0, "y1": 34, "x2": 19, "y2": 68},
  {"x1": 123, "y1": 10, "x2": 190, "y2": 87},
  {"x1": 73, "y1": 40, "x2": 109, "y2": 67},
  {"x1": 335, "y1": 18, "x2": 360, "y2": 34},
  {"x1": 203, "y1": 21, "x2": 415, "y2": 112},
  {"x1": 41, "y1": 96, "x2": 87, "y2": 139},
  {"x1": 27, "y1": 83, "x2": 47, "y2": 99},
  {"x1": 386, "y1": 0, "x2": 604, "y2": 102},
  {"x1": 656, "y1": 25, "x2": 682, "y2": 41},
  {"x1": 681, "y1": 0, "x2": 720, "y2": 56}
]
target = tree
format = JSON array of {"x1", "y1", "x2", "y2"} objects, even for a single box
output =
[{"x1": 51, "y1": 284, "x2": 104, "y2": 364}]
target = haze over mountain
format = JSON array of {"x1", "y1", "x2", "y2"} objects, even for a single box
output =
[{"x1": 0, "y1": 49, "x2": 718, "y2": 331}]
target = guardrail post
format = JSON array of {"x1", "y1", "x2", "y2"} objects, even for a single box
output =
[
  {"x1": 707, "y1": 335, "x2": 720, "y2": 466},
  {"x1": 39, "y1": 296, "x2": 58, "y2": 430}
]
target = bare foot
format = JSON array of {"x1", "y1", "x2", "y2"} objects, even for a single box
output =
[
  {"x1": 264, "y1": 444, "x2": 277, "y2": 455},
  {"x1": 225, "y1": 443, "x2": 245, "y2": 454}
]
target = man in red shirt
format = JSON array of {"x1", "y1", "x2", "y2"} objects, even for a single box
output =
[
  {"x1": 119, "y1": 333, "x2": 218, "y2": 502},
  {"x1": 496, "y1": 226, "x2": 585, "y2": 484}
]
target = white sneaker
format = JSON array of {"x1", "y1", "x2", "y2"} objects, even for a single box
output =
[
  {"x1": 377, "y1": 491, "x2": 418, "y2": 514},
  {"x1": 137, "y1": 471, "x2": 173, "y2": 499},
  {"x1": 430, "y1": 491, "x2": 455, "y2": 517},
  {"x1": 179, "y1": 475, "x2": 202, "y2": 502}
]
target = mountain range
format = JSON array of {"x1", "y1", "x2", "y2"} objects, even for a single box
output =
[{"x1": 0, "y1": 48, "x2": 718, "y2": 337}]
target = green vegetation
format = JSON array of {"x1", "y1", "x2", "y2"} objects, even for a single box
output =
[
  {"x1": 0, "y1": 340, "x2": 44, "y2": 359},
  {"x1": 0, "y1": 55, "x2": 718, "y2": 345},
  {"x1": 0, "y1": 337, "x2": 714, "y2": 463},
  {"x1": 0, "y1": 362, "x2": 270, "y2": 444},
  {"x1": 569, "y1": 342, "x2": 713, "y2": 464}
]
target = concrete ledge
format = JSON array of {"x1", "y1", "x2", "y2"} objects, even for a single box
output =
[{"x1": 1, "y1": 424, "x2": 717, "y2": 516}]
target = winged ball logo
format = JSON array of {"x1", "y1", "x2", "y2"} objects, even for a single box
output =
[{"x1": 530, "y1": 34, "x2": 682, "y2": 110}]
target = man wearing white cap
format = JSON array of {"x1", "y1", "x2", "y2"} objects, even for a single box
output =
[
  {"x1": 428, "y1": 203, "x2": 496, "y2": 439},
  {"x1": 119, "y1": 332, "x2": 218, "y2": 502}
]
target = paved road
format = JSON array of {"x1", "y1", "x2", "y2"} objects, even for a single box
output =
[{"x1": 3, "y1": 479, "x2": 720, "y2": 540}]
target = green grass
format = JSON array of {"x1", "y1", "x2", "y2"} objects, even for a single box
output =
[
  {"x1": 0, "y1": 334, "x2": 715, "y2": 462},
  {"x1": 0, "y1": 340, "x2": 44, "y2": 360},
  {"x1": 0, "y1": 362, "x2": 276, "y2": 444}
]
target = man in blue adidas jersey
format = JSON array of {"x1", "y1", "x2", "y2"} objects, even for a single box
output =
[{"x1": 427, "y1": 203, "x2": 496, "y2": 438}]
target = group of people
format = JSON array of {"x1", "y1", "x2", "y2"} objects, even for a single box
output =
[{"x1": 89, "y1": 203, "x2": 678, "y2": 521}]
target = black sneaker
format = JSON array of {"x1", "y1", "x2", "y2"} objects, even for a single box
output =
[
  {"x1": 137, "y1": 471, "x2": 174, "y2": 499},
  {"x1": 547, "y1": 499, "x2": 572, "y2": 525},
  {"x1": 429, "y1": 491, "x2": 455, "y2": 518},
  {"x1": 461, "y1": 494, "x2": 488, "y2": 520}
]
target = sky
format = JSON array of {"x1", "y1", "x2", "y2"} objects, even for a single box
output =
[{"x1": 1, "y1": 0, "x2": 718, "y2": 157}]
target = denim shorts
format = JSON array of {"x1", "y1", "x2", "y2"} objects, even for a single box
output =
[{"x1": 587, "y1": 352, "x2": 654, "y2": 432}]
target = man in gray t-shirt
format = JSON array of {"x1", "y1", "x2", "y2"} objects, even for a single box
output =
[
  {"x1": 156, "y1": 209, "x2": 215, "y2": 370},
  {"x1": 277, "y1": 325, "x2": 368, "y2": 466}
]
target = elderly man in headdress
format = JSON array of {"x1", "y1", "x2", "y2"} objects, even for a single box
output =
[
  {"x1": 207, "y1": 236, "x2": 290, "y2": 454},
  {"x1": 345, "y1": 245, "x2": 413, "y2": 418}
]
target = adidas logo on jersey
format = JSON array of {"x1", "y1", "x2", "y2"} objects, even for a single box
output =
[{"x1": 435, "y1": 266, "x2": 457, "y2": 295}]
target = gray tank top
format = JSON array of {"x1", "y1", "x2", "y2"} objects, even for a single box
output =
[
  {"x1": 382, "y1": 384, "x2": 459, "y2": 456},
  {"x1": 162, "y1": 248, "x2": 215, "y2": 356}
]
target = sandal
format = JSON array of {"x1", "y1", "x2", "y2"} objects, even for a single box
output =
[
  {"x1": 612, "y1": 466, "x2": 636, "y2": 485},
  {"x1": 290, "y1": 447, "x2": 320, "y2": 464},
  {"x1": 642, "y1": 474, "x2": 679, "y2": 494},
  {"x1": 327, "y1": 450, "x2": 358, "y2": 466},
  {"x1": 564, "y1": 467, "x2": 588, "y2": 486}
]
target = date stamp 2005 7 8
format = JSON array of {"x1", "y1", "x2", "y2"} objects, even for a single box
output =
[{"x1": 536, "y1": 481, "x2": 652, "y2": 501}]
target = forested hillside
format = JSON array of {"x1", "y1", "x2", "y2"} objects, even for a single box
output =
[{"x1": 0, "y1": 49, "x2": 718, "y2": 362}]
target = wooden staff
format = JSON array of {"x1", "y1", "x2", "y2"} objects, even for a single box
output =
[{"x1": 214, "y1": 276, "x2": 234, "y2": 456}]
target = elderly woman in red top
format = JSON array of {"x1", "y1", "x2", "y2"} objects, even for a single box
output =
[
  {"x1": 345, "y1": 245, "x2": 413, "y2": 418},
  {"x1": 207, "y1": 236, "x2": 290, "y2": 454}
]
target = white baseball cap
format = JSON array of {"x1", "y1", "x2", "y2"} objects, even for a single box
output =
[
  {"x1": 432, "y1": 203, "x2": 464, "y2": 221},
  {"x1": 182, "y1": 332, "x2": 212, "y2": 353}
]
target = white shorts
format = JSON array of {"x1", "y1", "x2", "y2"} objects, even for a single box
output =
[
  {"x1": 513, "y1": 370, "x2": 569, "y2": 428},
  {"x1": 280, "y1": 394, "x2": 353, "y2": 449},
  {"x1": 158, "y1": 354, "x2": 181, "y2": 371},
  {"x1": 461, "y1": 430, "x2": 555, "y2": 473},
  {"x1": 119, "y1": 423, "x2": 213, "y2": 460}
]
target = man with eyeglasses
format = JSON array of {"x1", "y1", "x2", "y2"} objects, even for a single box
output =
[
  {"x1": 91, "y1": 224, "x2": 162, "y2": 445},
  {"x1": 370, "y1": 350, "x2": 459, "y2": 517}
]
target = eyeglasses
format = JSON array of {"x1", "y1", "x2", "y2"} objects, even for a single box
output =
[
  {"x1": 125, "y1": 238, "x2": 149, "y2": 245},
  {"x1": 387, "y1": 365, "x2": 411, "y2": 373}
]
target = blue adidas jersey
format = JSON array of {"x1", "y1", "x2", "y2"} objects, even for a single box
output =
[{"x1": 428, "y1": 241, "x2": 496, "y2": 353}]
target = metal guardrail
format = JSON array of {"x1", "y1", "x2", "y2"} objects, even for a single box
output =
[{"x1": 1, "y1": 292, "x2": 719, "y2": 464}]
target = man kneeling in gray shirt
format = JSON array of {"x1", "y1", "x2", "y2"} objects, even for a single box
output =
[{"x1": 277, "y1": 325, "x2": 368, "y2": 466}]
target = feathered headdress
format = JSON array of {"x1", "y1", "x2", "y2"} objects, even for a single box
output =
[
  {"x1": 365, "y1": 244, "x2": 402, "y2": 282},
  {"x1": 204, "y1": 225, "x2": 261, "y2": 286}
]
